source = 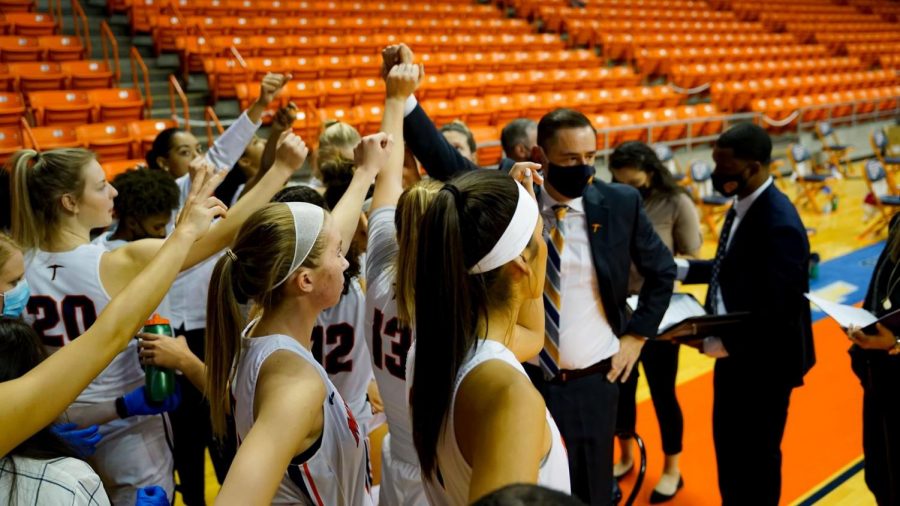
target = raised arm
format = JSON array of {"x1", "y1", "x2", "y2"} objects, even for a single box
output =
[
  {"x1": 102, "y1": 134, "x2": 309, "y2": 297},
  {"x1": 0, "y1": 171, "x2": 226, "y2": 456},
  {"x1": 370, "y1": 64, "x2": 418, "y2": 212},
  {"x1": 239, "y1": 104, "x2": 297, "y2": 200},
  {"x1": 215, "y1": 352, "x2": 326, "y2": 506},
  {"x1": 330, "y1": 133, "x2": 391, "y2": 256}
]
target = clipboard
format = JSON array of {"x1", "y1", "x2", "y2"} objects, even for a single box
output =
[{"x1": 627, "y1": 293, "x2": 750, "y2": 342}]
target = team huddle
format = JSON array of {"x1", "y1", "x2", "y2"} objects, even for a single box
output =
[{"x1": 0, "y1": 41, "x2": 813, "y2": 506}]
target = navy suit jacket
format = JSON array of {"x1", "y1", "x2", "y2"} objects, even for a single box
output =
[
  {"x1": 684, "y1": 184, "x2": 815, "y2": 387},
  {"x1": 404, "y1": 102, "x2": 676, "y2": 340}
]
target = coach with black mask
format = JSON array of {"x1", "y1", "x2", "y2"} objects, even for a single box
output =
[{"x1": 676, "y1": 123, "x2": 815, "y2": 505}]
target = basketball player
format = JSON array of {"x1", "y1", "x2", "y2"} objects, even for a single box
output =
[
  {"x1": 409, "y1": 169, "x2": 571, "y2": 503},
  {"x1": 8, "y1": 136, "x2": 308, "y2": 504},
  {"x1": 205, "y1": 133, "x2": 392, "y2": 505}
]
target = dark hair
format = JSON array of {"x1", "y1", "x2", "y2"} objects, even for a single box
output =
[
  {"x1": 145, "y1": 127, "x2": 182, "y2": 171},
  {"x1": 472, "y1": 484, "x2": 586, "y2": 505},
  {"x1": 412, "y1": 170, "x2": 522, "y2": 479},
  {"x1": 0, "y1": 318, "x2": 80, "y2": 505},
  {"x1": 214, "y1": 165, "x2": 249, "y2": 206},
  {"x1": 537, "y1": 109, "x2": 595, "y2": 151},
  {"x1": 272, "y1": 184, "x2": 361, "y2": 294},
  {"x1": 501, "y1": 118, "x2": 537, "y2": 156},
  {"x1": 440, "y1": 120, "x2": 477, "y2": 154},
  {"x1": 111, "y1": 168, "x2": 179, "y2": 222},
  {"x1": 609, "y1": 141, "x2": 686, "y2": 201},
  {"x1": 715, "y1": 122, "x2": 772, "y2": 166}
]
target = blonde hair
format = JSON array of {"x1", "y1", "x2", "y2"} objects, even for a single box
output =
[
  {"x1": 0, "y1": 233, "x2": 23, "y2": 274},
  {"x1": 9, "y1": 148, "x2": 96, "y2": 250},
  {"x1": 205, "y1": 203, "x2": 327, "y2": 436},
  {"x1": 394, "y1": 179, "x2": 443, "y2": 326}
]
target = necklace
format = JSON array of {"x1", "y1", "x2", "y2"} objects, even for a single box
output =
[{"x1": 874, "y1": 257, "x2": 900, "y2": 310}]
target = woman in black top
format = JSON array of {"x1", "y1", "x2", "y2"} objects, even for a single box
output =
[{"x1": 848, "y1": 217, "x2": 900, "y2": 506}]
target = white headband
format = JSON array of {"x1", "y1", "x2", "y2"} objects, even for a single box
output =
[
  {"x1": 469, "y1": 183, "x2": 539, "y2": 275},
  {"x1": 273, "y1": 202, "x2": 326, "y2": 288}
]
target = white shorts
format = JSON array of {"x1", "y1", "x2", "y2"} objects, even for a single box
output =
[
  {"x1": 89, "y1": 414, "x2": 174, "y2": 506},
  {"x1": 379, "y1": 434, "x2": 428, "y2": 506}
]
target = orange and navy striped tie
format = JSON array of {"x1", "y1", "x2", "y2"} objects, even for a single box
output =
[{"x1": 539, "y1": 204, "x2": 568, "y2": 378}]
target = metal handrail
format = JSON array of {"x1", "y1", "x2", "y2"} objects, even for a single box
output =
[
  {"x1": 71, "y1": 0, "x2": 92, "y2": 57},
  {"x1": 99, "y1": 21, "x2": 121, "y2": 84},
  {"x1": 205, "y1": 106, "x2": 225, "y2": 148},
  {"x1": 130, "y1": 46, "x2": 153, "y2": 113},
  {"x1": 168, "y1": 74, "x2": 190, "y2": 126}
]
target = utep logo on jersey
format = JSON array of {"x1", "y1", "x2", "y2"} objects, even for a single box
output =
[{"x1": 344, "y1": 401, "x2": 360, "y2": 446}]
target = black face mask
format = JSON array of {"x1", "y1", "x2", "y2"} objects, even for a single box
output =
[
  {"x1": 711, "y1": 171, "x2": 748, "y2": 198},
  {"x1": 546, "y1": 163, "x2": 595, "y2": 199}
]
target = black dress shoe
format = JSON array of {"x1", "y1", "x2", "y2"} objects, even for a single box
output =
[
  {"x1": 649, "y1": 476, "x2": 684, "y2": 504},
  {"x1": 613, "y1": 462, "x2": 634, "y2": 481}
]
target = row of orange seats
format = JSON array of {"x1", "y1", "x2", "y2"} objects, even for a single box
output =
[
  {"x1": 600, "y1": 32, "x2": 797, "y2": 61},
  {"x1": 0, "y1": 35, "x2": 84, "y2": 62},
  {"x1": 511, "y1": 0, "x2": 708, "y2": 20},
  {"x1": 760, "y1": 12, "x2": 880, "y2": 26},
  {"x1": 0, "y1": 61, "x2": 116, "y2": 92},
  {"x1": 0, "y1": 119, "x2": 176, "y2": 165},
  {"x1": 814, "y1": 32, "x2": 900, "y2": 51},
  {"x1": 730, "y1": 1, "x2": 850, "y2": 17},
  {"x1": 750, "y1": 86, "x2": 900, "y2": 127},
  {"x1": 202, "y1": 49, "x2": 606, "y2": 101},
  {"x1": 541, "y1": 6, "x2": 734, "y2": 33},
  {"x1": 232, "y1": 68, "x2": 643, "y2": 112},
  {"x1": 163, "y1": 31, "x2": 560, "y2": 63},
  {"x1": 1, "y1": 88, "x2": 145, "y2": 127},
  {"x1": 564, "y1": 19, "x2": 765, "y2": 47},
  {"x1": 846, "y1": 42, "x2": 900, "y2": 67},
  {"x1": 635, "y1": 45, "x2": 830, "y2": 77},
  {"x1": 711, "y1": 71, "x2": 899, "y2": 112},
  {"x1": 670, "y1": 57, "x2": 868, "y2": 89},
  {"x1": 881, "y1": 55, "x2": 900, "y2": 71},
  {"x1": 0, "y1": 12, "x2": 57, "y2": 37}
]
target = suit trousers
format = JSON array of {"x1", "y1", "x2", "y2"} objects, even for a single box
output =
[
  {"x1": 713, "y1": 359, "x2": 793, "y2": 506},
  {"x1": 615, "y1": 340, "x2": 684, "y2": 455},
  {"x1": 526, "y1": 363, "x2": 619, "y2": 506}
]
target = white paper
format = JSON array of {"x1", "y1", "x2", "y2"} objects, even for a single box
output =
[
  {"x1": 805, "y1": 293, "x2": 877, "y2": 328},
  {"x1": 628, "y1": 293, "x2": 708, "y2": 333}
]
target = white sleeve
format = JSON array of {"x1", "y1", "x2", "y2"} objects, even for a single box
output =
[
  {"x1": 366, "y1": 207, "x2": 398, "y2": 278},
  {"x1": 204, "y1": 111, "x2": 261, "y2": 173},
  {"x1": 403, "y1": 95, "x2": 418, "y2": 117},
  {"x1": 674, "y1": 258, "x2": 690, "y2": 282}
]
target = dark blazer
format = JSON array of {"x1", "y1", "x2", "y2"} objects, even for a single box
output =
[
  {"x1": 404, "y1": 102, "x2": 676, "y2": 340},
  {"x1": 684, "y1": 183, "x2": 815, "y2": 387}
]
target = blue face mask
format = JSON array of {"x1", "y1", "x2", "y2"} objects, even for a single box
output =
[{"x1": 1, "y1": 278, "x2": 30, "y2": 318}]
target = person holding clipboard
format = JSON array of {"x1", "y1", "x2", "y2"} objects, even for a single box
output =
[
  {"x1": 671, "y1": 123, "x2": 815, "y2": 505},
  {"x1": 846, "y1": 215, "x2": 900, "y2": 506}
]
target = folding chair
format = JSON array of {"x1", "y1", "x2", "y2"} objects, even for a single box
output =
[
  {"x1": 872, "y1": 128, "x2": 900, "y2": 173},
  {"x1": 787, "y1": 143, "x2": 834, "y2": 214},
  {"x1": 652, "y1": 143, "x2": 686, "y2": 183},
  {"x1": 859, "y1": 159, "x2": 900, "y2": 239},
  {"x1": 815, "y1": 121, "x2": 854, "y2": 177},
  {"x1": 687, "y1": 160, "x2": 731, "y2": 239}
]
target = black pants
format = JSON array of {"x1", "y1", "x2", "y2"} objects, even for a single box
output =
[
  {"x1": 526, "y1": 363, "x2": 619, "y2": 506},
  {"x1": 615, "y1": 340, "x2": 684, "y2": 455},
  {"x1": 171, "y1": 327, "x2": 237, "y2": 505},
  {"x1": 851, "y1": 349, "x2": 900, "y2": 506},
  {"x1": 712, "y1": 360, "x2": 793, "y2": 506}
]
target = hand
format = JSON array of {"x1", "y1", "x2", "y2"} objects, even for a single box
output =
[
  {"x1": 274, "y1": 131, "x2": 310, "y2": 170},
  {"x1": 848, "y1": 323, "x2": 897, "y2": 351},
  {"x1": 135, "y1": 486, "x2": 169, "y2": 506},
  {"x1": 272, "y1": 103, "x2": 297, "y2": 132},
  {"x1": 175, "y1": 165, "x2": 228, "y2": 239},
  {"x1": 51, "y1": 423, "x2": 102, "y2": 457},
  {"x1": 120, "y1": 384, "x2": 182, "y2": 418},
  {"x1": 508, "y1": 162, "x2": 543, "y2": 201},
  {"x1": 607, "y1": 334, "x2": 645, "y2": 383},
  {"x1": 257, "y1": 72, "x2": 292, "y2": 107},
  {"x1": 386, "y1": 63, "x2": 422, "y2": 100},
  {"x1": 139, "y1": 333, "x2": 194, "y2": 371},
  {"x1": 354, "y1": 132, "x2": 394, "y2": 174},
  {"x1": 381, "y1": 43, "x2": 415, "y2": 81}
]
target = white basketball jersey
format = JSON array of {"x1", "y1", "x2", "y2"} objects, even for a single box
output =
[
  {"x1": 314, "y1": 277, "x2": 375, "y2": 433},
  {"x1": 232, "y1": 332, "x2": 373, "y2": 506},
  {"x1": 24, "y1": 245, "x2": 144, "y2": 403},
  {"x1": 365, "y1": 208, "x2": 419, "y2": 469},
  {"x1": 91, "y1": 233, "x2": 172, "y2": 320},
  {"x1": 409, "y1": 340, "x2": 571, "y2": 505}
]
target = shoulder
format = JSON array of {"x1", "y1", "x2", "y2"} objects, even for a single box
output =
[
  {"x1": 256, "y1": 347, "x2": 327, "y2": 412},
  {"x1": 459, "y1": 359, "x2": 544, "y2": 418},
  {"x1": 586, "y1": 180, "x2": 641, "y2": 209},
  {"x1": 5, "y1": 457, "x2": 108, "y2": 504}
]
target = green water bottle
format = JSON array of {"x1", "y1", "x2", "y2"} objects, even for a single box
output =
[{"x1": 142, "y1": 313, "x2": 175, "y2": 403}]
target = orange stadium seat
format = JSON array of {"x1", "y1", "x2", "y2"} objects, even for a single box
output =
[
  {"x1": 28, "y1": 90, "x2": 92, "y2": 125},
  {"x1": 88, "y1": 88, "x2": 145, "y2": 122},
  {"x1": 354, "y1": 103, "x2": 384, "y2": 135},
  {"x1": 38, "y1": 35, "x2": 84, "y2": 61},
  {"x1": 10, "y1": 62, "x2": 65, "y2": 92},
  {"x1": 102, "y1": 159, "x2": 147, "y2": 180},
  {"x1": 76, "y1": 122, "x2": 133, "y2": 162},
  {"x1": 0, "y1": 91, "x2": 25, "y2": 126},
  {"x1": 471, "y1": 125, "x2": 502, "y2": 166},
  {"x1": 23, "y1": 124, "x2": 81, "y2": 150},
  {"x1": 0, "y1": 63, "x2": 12, "y2": 91},
  {"x1": 7, "y1": 12, "x2": 56, "y2": 36},
  {"x1": 62, "y1": 61, "x2": 115, "y2": 89},
  {"x1": 0, "y1": 36, "x2": 42, "y2": 62},
  {"x1": 0, "y1": 126, "x2": 23, "y2": 164},
  {"x1": 128, "y1": 119, "x2": 177, "y2": 158},
  {"x1": 317, "y1": 79, "x2": 357, "y2": 108}
]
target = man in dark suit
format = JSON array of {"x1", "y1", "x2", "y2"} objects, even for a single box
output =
[
  {"x1": 678, "y1": 123, "x2": 815, "y2": 505},
  {"x1": 498, "y1": 118, "x2": 538, "y2": 172},
  {"x1": 382, "y1": 44, "x2": 676, "y2": 505}
]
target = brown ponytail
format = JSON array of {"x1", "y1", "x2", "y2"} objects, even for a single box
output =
[{"x1": 394, "y1": 179, "x2": 442, "y2": 326}]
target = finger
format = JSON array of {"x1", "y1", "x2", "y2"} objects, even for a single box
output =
[
  {"x1": 137, "y1": 333, "x2": 160, "y2": 341},
  {"x1": 606, "y1": 367, "x2": 621, "y2": 383},
  {"x1": 621, "y1": 361, "x2": 635, "y2": 383}
]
